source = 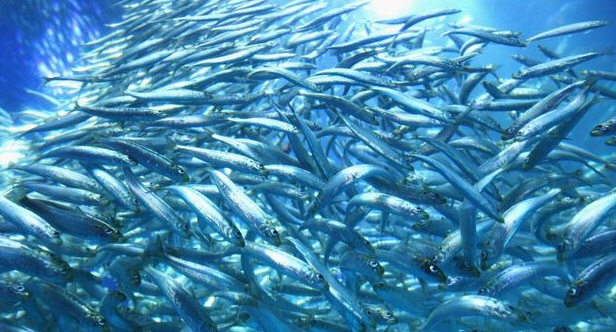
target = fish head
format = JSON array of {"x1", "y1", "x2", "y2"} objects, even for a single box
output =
[
  {"x1": 308, "y1": 271, "x2": 329, "y2": 291},
  {"x1": 431, "y1": 250, "x2": 445, "y2": 264},
  {"x1": 564, "y1": 282, "x2": 585, "y2": 307},
  {"x1": 591, "y1": 121, "x2": 612, "y2": 136},
  {"x1": 130, "y1": 196, "x2": 140, "y2": 210},
  {"x1": 260, "y1": 225, "x2": 281, "y2": 246},
  {"x1": 513, "y1": 308, "x2": 537, "y2": 325},
  {"x1": 179, "y1": 222, "x2": 192, "y2": 238},
  {"x1": 224, "y1": 224, "x2": 245, "y2": 247},
  {"x1": 356, "y1": 256, "x2": 384, "y2": 281},
  {"x1": 512, "y1": 71, "x2": 525, "y2": 79},
  {"x1": 425, "y1": 190, "x2": 447, "y2": 205},
  {"x1": 420, "y1": 259, "x2": 447, "y2": 282},
  {"x1": 379, "y1": 309, "x2": 398, "y2": 325},
  {"x1": 126, "y1": 155, "x2": 139, "y2": 166},
  {"x1": 502, "y1": 126, "x2": 518, "y2": 140},
  {"x1": 88, "y1": 193, "x2": 107, "y2": 205},
  {"x1": 357, "y1": 237, "x2": 375, "y2": 254},
  {"x1": 52, "y1": 262, "x2": 73, "y2": 282},
  {"x1": 556, "y1": 238, "x2": 575, "y2": 261},
  {"x1": 293, "y1": 316, "x2": 315, "y2": 329},
  {"x1": 98, "y1": 225, "x2": 126, "y2": 243},
  {"x1": 514, "y1": 128, "x2": 530, "y2": 141},
  {"x1": 49, "y1": 229, "x2": 63, "y2": 245},
  {"x1": 480, "y1": 237, "x2": 501, "y2": 270},
  {"x1": 456, "y1": 260, "x2": 481, "y2": 278},
  {"x1": 416, "y1": 206, "x2": 430, "y2": 219},
  {"x1": 257, "y1": 163, "x2": 269, "y2": 176},
  {"x1": 443, "y1": 275, "x2": 466, "y2": 289},
  {"x1": 507, "y1": 36, "x2": 528, "y2": 47},
  {"x1": 175, "y1": 165, "x2": 190, "y2": 182},
  {"x1": 371, "y1": 281, "x2": 388, "y2": 292},
  {"x1": 521, "y1": 155, "x2": 534, "y2": 170},
  {"x1": 364, "y1": 305, "x2": 397, "y2": 325},
  {"x1": 492, "y1": 303, "x2": 518, "y2": 321},
  {"x1": 8, "y1": 283, "x2": 30, "y2": 298},
  {"x1": 480, "y1": 249, "x2": 493, "y2": 271},
  {"x1": 367, "y1": 258, "x2": 384, "y2": 277},
  {"x1": 477, "y1": 284, "x2": 493, "y2": 296},
  {"x1": 130, "y1": 270, "x2": 142, "y2": 286},
  {"x1": 412, "y1": 219, "x2": 430, "y2": 231},
  {"x1": 84, "y1": 312, "x2": 110, "y2": 332},
  {"x1": 445, "y1": 110, "x2": 459, "y2": 122}
]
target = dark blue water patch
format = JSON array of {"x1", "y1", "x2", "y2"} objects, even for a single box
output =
[
  {"x1": 0, "y1": 0, "x2": 121, "y2": 112},
  {"x1": 100, "y1": 274, "x2": 118, "y2": 291}
]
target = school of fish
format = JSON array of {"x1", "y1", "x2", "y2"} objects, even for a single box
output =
[{"x1": 0, "y1": 0, "x2": 615, "y2": 331}]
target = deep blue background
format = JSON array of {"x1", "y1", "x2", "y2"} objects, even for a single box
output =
[{"x1": 0, "y1": 0, "x2": 120, "y2": 112}]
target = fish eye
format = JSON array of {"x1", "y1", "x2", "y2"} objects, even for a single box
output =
[
  {"x1": 104, "y1": 227, "x2": 114, "y2": 234},
  {"x1": 52, "y1": 231, "x2": 60, "y2": 238},
  {"x1": 270, "y1": 229, "x2": 279, "y2": 237},
  {"x1": 567, "y1": 287, "x2": 578, "y2": 296},
  {"x1": 315, "y1": 273, "x2": 324, "y2": 280},
  {"x1": 384, "y1": 311, "x2": 393, "y2": 318},
  {"x1": 364, "y1": 239, "x2": 371, "y2": 246},
  {"x1": 428, "y1": 264, "x2": 438, "y2": 273},
  {"x1": 369, "y1": 260, "x2": 379, "y2": 268},
  {"x1": 481, "y1": 251, "x2": 488, "y2": 259},
  {"x1": 507, "y1": 305, "x2": 515, "y2": 311},
  {"x1": 12, "y1": 285, "x2": 25, "y2": 293},
  {"x1": 98, "y1": 318, "x2": 107, "y2": 326},
  {"x1": 365, "y1": 309, "x2": 373, "y2": 316},
  {"x1": 478, "y1": 288, "x2": 485, "y2": 294},
  {"x1": 183, "y1": 224, "x2": 190, "y2": 231},
  {"x1": 177, "y1": 168, "x2": 186, "y2": 174},
  {"x1": 234, "y1": 229, "x2": 242, "y2": 237}
]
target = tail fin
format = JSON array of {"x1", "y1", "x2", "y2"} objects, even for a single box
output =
[{"x1": 143, "y1": 234, "x2": 167, "y2": 264}]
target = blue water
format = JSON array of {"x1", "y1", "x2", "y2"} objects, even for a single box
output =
[{"x1": 0, "y1": 0, "x2": 119, "y2": 111}]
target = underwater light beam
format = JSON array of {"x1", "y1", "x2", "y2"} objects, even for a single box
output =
[{"x1": 367, "y1": 0, "x2": 417, "y2": 21}]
